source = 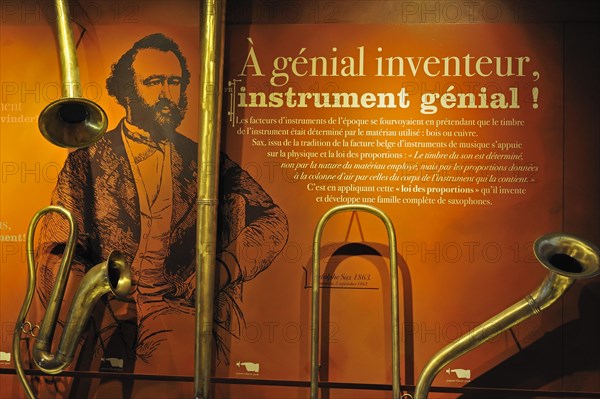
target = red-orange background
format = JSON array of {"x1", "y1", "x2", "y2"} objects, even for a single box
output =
[{"x1": 1, "y1": 1, "x2": 599, "y2": 399}]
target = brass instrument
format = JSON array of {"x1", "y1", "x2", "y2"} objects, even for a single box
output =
[
  {"x1": 195, "y1": 0, "x2": 227, "y2": 398},
  {"x1": 38, "y1": 0, "x2": 108, "y2": 148},
  {"x1": 411, "y1": 232, "x2": 600, "y2": 399},
  {"x1": 13, "y1": 206, "x2": 131, "y2": 399},
  {"x1": 12, "y1": 1, "x2": 120, "y2": 397},
  {"x1": 310, "y1": 204, "x2": 404, "y2": 399}
]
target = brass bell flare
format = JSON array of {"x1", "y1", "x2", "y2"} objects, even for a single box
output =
[
  {"x1": 412, "y1": 232, "x2": 600, "y2": 399},
  {"x1": 32, "y1": 249, "x2": 131, "y2": 375},
  {"x1": 534, "y1": 232, "x2": 600, "y2": 279},
  {"x1": 38, "y1": 97, "x2": 108, "y2": 149},
  {"x1": 13, "y1": 206, "x2": 131, "y2": 398},
  {"x1": 105, "y1": 250, "x2": 132, "y2": 299},
  {"x1": 36, "y1": 0, "x2": 109, "y2": 149}
]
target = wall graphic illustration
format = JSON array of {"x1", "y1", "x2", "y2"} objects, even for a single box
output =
[
  {"x1": 217, "y1": 22, "x2": 570, "y2": 398},
  {"x1": 1, "y1": 1, "x2": 598, "y2": 399},
  {"x1": 35, "y1": 30, "x2": 288, "y2": 377}
]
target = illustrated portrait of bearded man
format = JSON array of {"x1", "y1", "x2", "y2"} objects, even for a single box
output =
[{"x1": 35, "y1": 33, "x2": 289, "y2": 380}]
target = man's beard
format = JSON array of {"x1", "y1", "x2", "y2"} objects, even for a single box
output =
[{"x1": 129, "y1": 94, "x2": 187, "y2": 142}]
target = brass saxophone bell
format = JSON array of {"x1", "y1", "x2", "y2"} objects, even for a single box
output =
[
  {"x1": 534, "y1": 232, "x2": 600, "y2": 279},
  {"x1": 37, "y1": 0, "x2": 108, "y2": 149},
  {"x1": 13, "y1": 206, "x2": 131, "y2": 399},
  {"x1": 39, "y1": 97, "x2": 108, "y2": 148},
  {"x1": 413, "y1": 232, "x2": 600, "y2": 399}
]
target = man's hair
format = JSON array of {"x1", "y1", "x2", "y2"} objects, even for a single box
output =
[{"x1": 106, "y1": 33, "x2": 191, "y2": 106}]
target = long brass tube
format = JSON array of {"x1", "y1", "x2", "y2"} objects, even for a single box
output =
[
  {"x1": 195, "y1": 1, "x2": 226, "y2": 398},
  {"x1": 310, "y1": 204, "x2": 402, "y2": 399},
  {"x1": 38, "y1": 0, "x2": 108, "y2": 148},
  {"x1": 412, "y1": 232, "x2": 600, "y2": 399},
  {"x1": 12, "y1": 206, "x2": 131, "y2": 398}
]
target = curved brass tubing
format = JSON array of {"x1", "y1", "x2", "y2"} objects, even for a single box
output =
[
  {"x1": 411, "y1": 232, "x2": 600, "y2": 399},
  {"x1": 12, "y1": 206, "x2": 131, "y2": 399},
  {"x1": 310, "y1": 204, "x2": 403, "y2": 399}
]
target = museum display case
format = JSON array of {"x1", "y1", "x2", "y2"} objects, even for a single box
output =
[{"x1": 1, "y1": 1, "x2": 599, "y2": 398}]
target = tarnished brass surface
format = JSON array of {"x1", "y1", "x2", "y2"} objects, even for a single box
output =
[
  {"x1": 194, "y1": 1, "x2": 227, "y2": 398},
  {"x1": 13, "y1": 206, "x2": 131, "y2": 399},
  {"x1": 411, "y1": 232, "x2": 600, "y2": 399},
  {"x1": 38, "y1": 0, "x2": 108, "y2": 148}
]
